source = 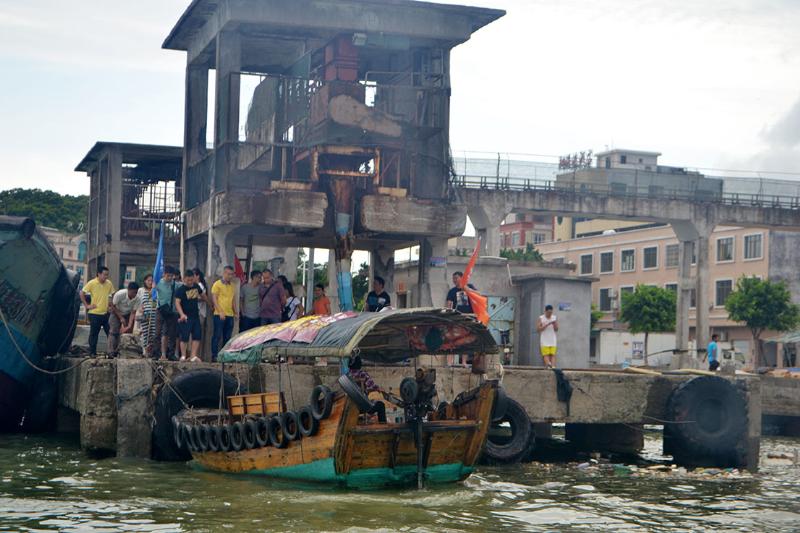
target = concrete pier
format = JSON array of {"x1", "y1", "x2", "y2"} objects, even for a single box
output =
[{"x1": 55, "y1": 358, "x2": 779, "y2": 471}]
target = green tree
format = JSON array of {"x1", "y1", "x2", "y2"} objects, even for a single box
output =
[
  {"x1": 725, "y1": 276, "x2": 800, "y2": 368},
  {"x1": 590, "y1": 303, "x2": 604, "y2": 332},
  {"x1": 352, "y1": 262, "x2": 370, "y2": 312},
  {"x1": 0, "y1": 188, "x2": 88, "y2": 234},
  {"x1": 619, "y1": 284, "x2": 676, "y2": 365},
  {"x1": 500, "y1": 243, "x2": 543, "y2": 262}
]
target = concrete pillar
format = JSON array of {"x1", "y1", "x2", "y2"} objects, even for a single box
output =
[
  {"x1": 675, "y1": 240, "x2": 693, "y2": 360},
  {"x1": 695, "y1": 233, "x2": 711, "y2": 356},
  {"x1": 206, "y1": 226, "x2": 236, "y2": 279},
  {"x1": 214, "y1": 31, "x2": 241, "y2": 188},
  {"x1": 327, "y1": 249, "x2": 340, "y2": 313},
  {"x1": 115, "y1": 359, "x2": 153, "y2": 458},
  {"x1": 106, "y1": 146, "x2": 124, "y2": 287},
  {"x1": 467, "y1": 204, "x2": 508, "y2": 257},
  {"x1": 416, "y1": 237, "x2": 449, "y2": 307},
  {"x1": 184, "y1": 62, "x2": 209, "y2": 168},
  {"x1": 370, "y1": 246, "x2": 396, "y2": 305}
]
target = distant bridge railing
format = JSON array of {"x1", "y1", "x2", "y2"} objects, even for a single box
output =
[{"x1": 452, "y1": 174, "x2": 800, "y2": 210}]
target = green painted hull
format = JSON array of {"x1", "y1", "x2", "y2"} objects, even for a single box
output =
[{"x1": 195, "y1": 458, "x2": 473, "y2": 490}]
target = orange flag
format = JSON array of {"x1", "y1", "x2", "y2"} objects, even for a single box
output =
[{"x1": 460, "y1": 240, "x2": 490, "y2": 325}]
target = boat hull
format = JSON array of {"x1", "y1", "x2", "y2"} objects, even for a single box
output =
[
  {"x1": 0, "y1": 216, "x2": 79, "y2": 431},
  {"x1": 188, "y1": 383, "x2": 496, "y2": 489}
]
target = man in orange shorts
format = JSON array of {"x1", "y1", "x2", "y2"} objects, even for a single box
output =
[{"x1": 537, "y1": 304, "x2": 558, "y2": 368}]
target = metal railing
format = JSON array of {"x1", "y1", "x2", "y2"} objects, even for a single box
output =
[{"x1": 453, "y1": 174, "x2": 800, "y2": 210}]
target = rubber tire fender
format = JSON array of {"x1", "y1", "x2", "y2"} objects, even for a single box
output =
[
  {"x1": 243, "y1": 420, "x2": 258, "y2": 449},
  {"x1": 666, "y1": 375, "x2": 747, "y2": 456},
  {"x1": 310, "y1": 385, "x2": 334, "y2": 420},
  {"x1": 230, "y1": 422, "x2": 245, "y2": 452},
  {"x1": 481, "y1": 397, "x2": 532, "y2": 465},
  {"x1": 172, "y1": 416, "x2": 184, "y2": 449},
  {"x1": 297, "y1": 406, "x2": 319, "y2": 437},
  {"x1": 492, "y1": 386, "x2": 509, "y2": 423},
  {"x1": 152, "y1": 369, "x2": 245, "y2": 461},
  {"x1": 282, "y1": 411, "x2": 300, "y2": 441},
  {"x1": 181, "y1": 423, "x2": 197, "y2": 452},
  {"x1": 267, "y1": 416, "x2": 288, "y2": 449},
  {"x1": 255, "y1": 417, "x2": 271, "y2": 447},
  {"x1": 207, "y1": 425, "x2": 221, "y2": 452},
  {"x1": 218, "y1": 425, "x2": 233, "y2": 452},
  {"x1": 338, "y1": 374, "x2": 373, "y2": 413},
  {"x1": 193, "y1": 425, "x2": 209, "y2": 452}
]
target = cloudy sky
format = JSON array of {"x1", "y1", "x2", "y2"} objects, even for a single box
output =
[{"x1": 1, "y1": 0, "x2": 799, "y2": 197}]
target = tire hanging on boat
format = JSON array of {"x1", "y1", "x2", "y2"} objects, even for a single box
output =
[
  {"x1": 172, "y1": 416, "x2": 184, "y2": 449},
  {"x1": 297, "y1": 406, "x2": 319, "y2": 437},
  {"x1": 152, "y1": 369, "x2": 246, "y2": 461},
  {"x1": 242, "y1": 420, "x2": 258, "y2": 449},
  {"x1": 195, "y1": 425, "x2": 209, "y2": 452},
  {"x1": 310, "y1": 385, "x2": 334, "y2": 420},
  {"x1": 481, "y1": 397, "x2": 533, "y2": 465},
  {"x1": 181, "y1": 423, "x2": 196, "y2": 452},
  {"x1": 338, "y1": 374, "x2": 373, "y2": 412},
  {"x1": 206, "y1": 425, "x2": 220, "y2": 452},
  {"x1": 218, "y1": 424, "x2": 233, "y2": 452},
  {"x1": 267, "y1": 416, "x2": 288, "y2": 449},
  {"x1": 230, "y1": 422, "x2": 245, "y2": 452},
  {"x1": 255, "y1": 417, "x2": 271, "y2": 447},
  {"x1": 282, "y1": 411, "x2": 300, "y2": 441}
]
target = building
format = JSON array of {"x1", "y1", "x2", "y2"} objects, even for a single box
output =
[
  {"x1": 499, "y1": 213, "x2": 554, "y2": 252},
  {"x1": 538, "y1": 224, "x2": 800, "y2": 363},
  {"x1": 40, "y1": 227, "x2": 88, "y2": 285},
  {"x1": 75, "y1": 143, "x2": 183, "y2": 288}
]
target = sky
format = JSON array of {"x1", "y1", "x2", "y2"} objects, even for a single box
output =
[{"x1": 1, "y1": 0, "x2": 799, "y2": 197}]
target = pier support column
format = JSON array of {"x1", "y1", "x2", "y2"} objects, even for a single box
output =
[
  {"x1": 116, "y1": 359, "x2": 153, "y2": 458},
  {"x1": 467, "y1": 203, "x2": 509, "y2": 257},
  {"x1": 695, "y1": 233, "x2": 712, "y2": 359},
  {"x1": 416, "y1": 237, "x2": 449, "y2": 307}
]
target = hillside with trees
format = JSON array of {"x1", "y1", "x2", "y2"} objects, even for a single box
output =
[{"x1": 0, "y1": 188, "x2": 88, "y2": 234}]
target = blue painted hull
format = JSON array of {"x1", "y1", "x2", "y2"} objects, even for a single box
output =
[{"x1": 0, "y1": 216, "x2": 79, "y2": 431}]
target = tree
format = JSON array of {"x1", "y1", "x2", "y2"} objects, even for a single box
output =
[
  {"x1": 590, "y1": 303, "x2": 604, "y2": 332},
  {"x1": 725, "y1": 276, "x2": 800, "y2": 368},
  {"x1": 352, "y1": 262, "x2": 370, "y2": 312},
  {"x1": 619, "y1": 284, "x2": 676, "y2": 365},
  {"x1": 500, "y1": 243, "x2": 543, "y2": 262},
  {"x1": 0, "y1": 188, "x2": 88, "y2": 234}
]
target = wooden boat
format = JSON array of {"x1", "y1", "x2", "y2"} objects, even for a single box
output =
[
  {"x1": 0, "y1": 216, "x2": 80, "y2": 431},
  {"x1": 173, "y1": 309, "x2": 502, "y2": 489}
]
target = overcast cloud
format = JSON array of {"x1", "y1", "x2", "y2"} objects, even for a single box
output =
[{"x1": 0, "y1": 0, "x2": 798, "y2": 196}]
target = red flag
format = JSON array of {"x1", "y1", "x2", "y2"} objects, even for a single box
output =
[
  {"x1": 460, "y1": 240, "x2": 490, "y2": 325},
  {"x1": 233, "y1": 256, "x2": 247, "y2": 285}
]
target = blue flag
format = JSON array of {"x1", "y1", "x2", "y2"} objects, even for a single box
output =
[{"x1": 152, "y1": 221, "x2": 165, "y2": 299}]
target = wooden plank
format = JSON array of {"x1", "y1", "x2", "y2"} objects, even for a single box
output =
[{"x1": 462, "y1": 384, "x2": 495, "y2": 466}]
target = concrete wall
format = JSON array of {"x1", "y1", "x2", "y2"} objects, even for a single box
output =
[
  {"x1": 768, "y1": 230, "x2": 800, "y2": 306},
  {"x1": 594, "y1": 330, "x2": 675, "y2": 367}
]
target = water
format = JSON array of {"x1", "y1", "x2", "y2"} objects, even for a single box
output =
[{"x1": 1, "y1": 433, "x2": 799, "y2": 532}]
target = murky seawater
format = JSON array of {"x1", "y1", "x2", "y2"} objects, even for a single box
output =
[{"x1": 1, "y1": 432, "x2": 799, "y2": 532}]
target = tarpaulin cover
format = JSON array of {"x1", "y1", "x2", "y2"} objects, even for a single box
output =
[{"x1": 218, "y1": 308, "x2": 497, "y2": 365}]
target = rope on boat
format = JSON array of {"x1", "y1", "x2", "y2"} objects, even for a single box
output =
[
  {"x1": 146, "y1": 357, "x2": 192, "y2": 412},
  {"x1": 0, "y1": 305, "x2": 89, "y2": 376}
]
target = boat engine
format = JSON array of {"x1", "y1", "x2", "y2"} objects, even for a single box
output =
[{"x1": 399, "y1": 368, "x2": 438, "y2": 489}]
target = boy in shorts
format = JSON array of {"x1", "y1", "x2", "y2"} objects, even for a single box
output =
[{"x1": 175, "y1": 269, "x2": 205, "y2": 362}]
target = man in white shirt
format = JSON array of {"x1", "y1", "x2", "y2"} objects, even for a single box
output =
[
  {"x1": 109, "y1": 282, "x2": 141, "y2": 356},
  {"x1": 536, "y1": 304, "x2": 558, "y2": 368}
]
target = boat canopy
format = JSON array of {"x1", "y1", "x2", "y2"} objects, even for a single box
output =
[{"x1": 218, "y1": 308, "x2": 498, "y2": 365}]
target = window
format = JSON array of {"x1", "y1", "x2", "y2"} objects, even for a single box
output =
[
  {"x1": 552, "y1": 257, "x2": 565, "y2": 265},
  {"x1": 621, "y1": 249, "x2": 635, "y2": 272},
  {"x1": 665, "y1": 244, "x2": 679, "y2": 268},
  {"x1": 619, "y1": 286, "x2": 634, "y2": 308},
  {"x1": 717, "y1": 236, "x2": 734, "y2": 262},
  {"x1": 512, "y1": 232, "x2": 520, "y2": 247},
  {"x1": 604, "y1": 157, "x2": 611, "y2": 169},
  {"x1": 620, "y1": 155, "x2": 627, "y2": 164},
  {"x1": 744, "y1": 234, "x2": 763, "y2": 260},
  {"x1": 580, "y1": 254, "x2": 593, "y2": 275},
  {"x1": 690, "y1": 288, "x2": 696, "y2": 308},
  {"x1": 665, "y1": 283, "x2": 678, "y2": 293},
  {"x1": 68, "y1": 250, "x2": 74, "y2": 258},
  {"x1": 716, "y1": 280, "x2": 733, "y2": 306},
  {"x1": 599, "y1": 288, "x2": 612, "y2": 312},
  {"x1": 643, "y1": 246, "x2": 658, "y2": 269},
  {"x1": 600, "y1": 251, "x2": 614, "y2": 273},
  {"x1": 533, "y1": 232, "x2": 547, "y2": 245}
]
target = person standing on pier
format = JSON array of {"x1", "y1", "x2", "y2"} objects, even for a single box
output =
[
  {"x1": 240, "y1": 270, "x2": 262, "y2": 332},
  {"x1": 108, "y1": 282, "x2": 140, "y2": 357},
  {"x1": 156, "y1": 266, "x2": 180, "y2": 360},
  {"x1": 707, "y1": 333, "x2": 720, "y2": 372},
  {"x1": 259, "y1": 269, "x2": 286, "y2": 325},
  {"x1": 211, "y1": 266, "x2": 237, "y2": 361},
  {"x1": 537, "y1": 304, "x2": 559, "y2": 369},
  {"x1": 175, "y1": 269, "x2": 205, "y2": 362},
  {"x1": 366, "y1": 276, "x2": 391, "y2": 312},
  {"x1": 313, "y1": 284, "x2": 332, "y2": 315},
  {"x1": 80, "y1": 266, "x2": 115, "y2": 356}
]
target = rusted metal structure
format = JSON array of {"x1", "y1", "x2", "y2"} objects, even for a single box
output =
[
  {"x1": 162, "y1": 0, "x2": 504, "y2": 306},
  {"x1": 75, "y1": 143, "x2": 182, "y2": 286}
]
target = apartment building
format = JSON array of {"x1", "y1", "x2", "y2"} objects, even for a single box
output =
[
  {"x1": 499, "y1": 213, "x2": 554, "y2": 251},
  {"x1": 41, "y1": 226, "x2": 88, "y2": 285},
  {"x1": 537, "y1": 224, "x2": 784, "y2": 358}
]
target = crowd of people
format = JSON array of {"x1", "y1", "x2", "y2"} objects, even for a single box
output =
[{"x1": 78, "y1": 264, "x2": 361, "y2": 361}]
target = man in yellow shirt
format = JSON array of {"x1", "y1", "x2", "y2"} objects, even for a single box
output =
[
  {"x1": 210, "y1": 265, "x2": 237, "y2": 362},
  {"x1": 79, "y1": 266, "x2": 115, "y2": 356}
]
